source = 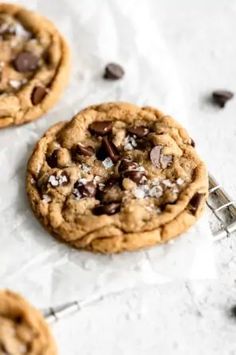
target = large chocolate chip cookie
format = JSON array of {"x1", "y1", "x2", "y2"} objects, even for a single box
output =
[
  {"x1": 26, "y1": 102, "x2": 208, "y2": 253},
  {"x1": 0, "y1": 3, "x2": 70, "y2": 128}
]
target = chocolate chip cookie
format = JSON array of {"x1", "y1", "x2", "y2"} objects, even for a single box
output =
[
  {"x1": 0, "y1": 3, "x2": 70, "y2": 128},
  {"x1": 0, "y1": 290, "x2": 57, "y2": 354},
  {"x1": 26, "y1": 102, "x2": 208, "y2": 253}
]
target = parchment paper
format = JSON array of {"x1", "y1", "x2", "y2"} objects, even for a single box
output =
[{"x1": 0, "y1": 0, "x2": 215, "y2": 307}]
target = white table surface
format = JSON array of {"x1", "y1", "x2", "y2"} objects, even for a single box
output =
[{"x1": 50, "y1": 1, "x2": 236, "y2": 354}]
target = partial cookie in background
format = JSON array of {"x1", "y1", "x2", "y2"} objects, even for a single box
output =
[
  {"x1": 0, "y1": 290, "x2": 57, "y2": 355},
  {"x1": 26, "y1": 102, "x2": 208, "y2": 253},
  {"x1": 0, "y1": 3, "x2": 70, "y2": 128}
]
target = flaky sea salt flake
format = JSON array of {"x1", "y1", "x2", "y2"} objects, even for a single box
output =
[
  {"x1": 102, "y1": 157, "x2": 113, "y2": 169},
  {"x1": 162, "y1": 179, "x2": 173, "y2": 187},
  {"x1": 149, "y1": 186, "x2": 163, "y2": 198},
  {"x1": 133, "y1": 187, "x2": 145, "y2": 199},
  {"x1": 9, "y1": 79, "x2": 22, "y2": 89},
  {"x1": 42, "y1": 194, "x2": 51, "y2": 203},
  {"x1": 48, "y1": 175, "x2": 59, "y2": 187},
  {"x1": 176, "y1": 177, "x2": 184, "y2": 185}
]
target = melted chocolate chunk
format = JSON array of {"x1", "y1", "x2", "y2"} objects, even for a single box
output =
[
  {"x1": 123, "y1": 170, "x2": 146, "y2": 184},
  {"x1": 75, "y1": 143, "x2": 94, "y2": 156},
  {"x1": 103, "y1": 63, "x2": 125, "y2": 80},
  {"x1": 89, "y1": 121, "x2": 112, "y2": 136},
  {"x1": 150, "y1": 145, "x2": 172, "y2": 169},
  {"x1": 160, "y1": 154, "x2": 173, "y2": 169},
  {"x1": 212, "y1": 90, "x2": 234, "y2": 108},
  {"x1": 46, "y1": 150, "x2": 58, "y2": 168},
  {"x1": 13, "y1": 51, "x2": 38, "y2": 72},
  {"x1": 118, "y1": 159, "x2": 138, "y2": 173},
  {"x1": 189, "y1": 193, "x2": 205, "y2": 215},
  {"x1": 31, "y1": 86, "x2": 47, "y2": 105},
  {"x1": 93, "y1": 202, "x2": 120, "y2": 216},
  {"x1": 127, "y1": 126, "x2": 149, "y2": 138},
  {"x1": 150, "y1": 146, "x2": 162, "y2": 168},
  {"x1": 74, "y1": 181, "x2": 96, "y2": 198},
  {"x1": 101, "y1": 136, "x2": 120, "y2": 162}
]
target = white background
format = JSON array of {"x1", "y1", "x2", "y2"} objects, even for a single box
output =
[{"x1": 2, "y1": 0, "x2": 236, "y2": 354}]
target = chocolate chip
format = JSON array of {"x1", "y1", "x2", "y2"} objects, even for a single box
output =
[
  {"x1": 74, "y1": 181, "x2": 96, "y2": 198},
  {"x1": 190, "y1": 138, "x2": 195, "y2": 147},
  {"x1": 96, "y1": 177, "x2": 121, "y2": 200},
  {"x1": 46, "y1": 150, "x2": 58, "y2": 168},
  {"x1": 123, "y1": 170, "x2": 146, "y2": 184},
  {"x1": 189, "y1": 193, "x2": 205, "y2": 215},
  {"x1": 230, "y1": 305, "x2": 236, "y2": 318},
  {"x1": 212, "y1": 90, "x2": 234, "y2": 108},
  {"x1": 150, "y1": 146, "x2": 172, "y2": 169},
  {"x1": 75, "y1": 143, "x2": 94, "y2": 156},
  {"x1": 31, "y1": 86, "x2": 47, "y2": 105},
  {"x1": 93, "y1": 202, "x2": 120, "y2": 216},
  {"x1": 150, "y1": 146, "x2": 162, "y2": 168},
  {"x1": 96, "y1": 145, "x2": 107, "y2": 161},
  {"x1": 103, "y1": 63, "x2": 125, "y2": 80},
  {"x1": 89, "y1": 121, "x2": 112, "y2": 136},
  {"x1": 13, "y1": 51, "x2": 38, "y2": 72},
  {"x1": 118, "y1": 159, "x2": 138, "y2": 173},
  {"x1": 127, "y1": 126, "x2": 149, "y2": 138},
  {"x1": 160, "y1": 154, "x2": 173, "y2": 169},
  {"x1": 101, "y1": 136, "x2": 120, "y2": 162}
]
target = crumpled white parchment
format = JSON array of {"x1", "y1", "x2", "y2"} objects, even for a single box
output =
[{"x1": 0, "y1": 0, "x2": 215, "y2": 307}]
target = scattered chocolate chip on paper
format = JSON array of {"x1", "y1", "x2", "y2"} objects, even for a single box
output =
[
  {"x1": 103, "y1": 62, "x2": 125, "y2": 80},
  {"x1": 212, "y1": 90, "x2": 234, "y2": 108}
]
